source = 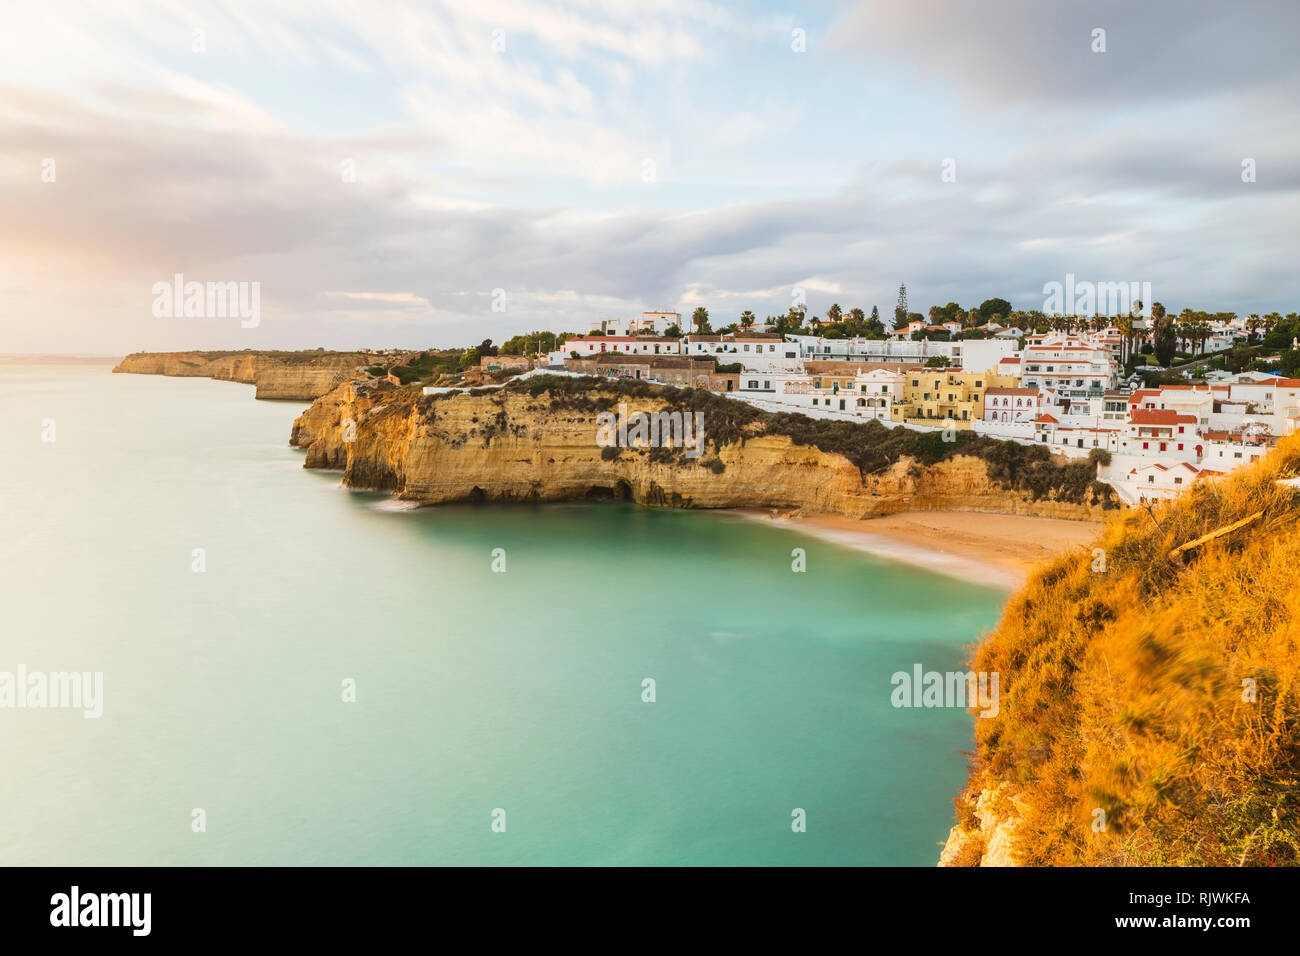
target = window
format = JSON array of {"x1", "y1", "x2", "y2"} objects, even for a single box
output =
[
  {"x1": 1174, "y1": 477, "x2": 1183, "y2": 485},
  {"x1": 839, "y1": 400, "x2": 845, "y2": 410},
  {"x1": 747, "y1": 380, "x2": 758, "y2": 389},
  {"x1": 1177, "y1": 444, "x2": 1183, "y2": 451},
  {"x1": 1142, "y1": 441, "x2": 1149, "y2": 449},
  {"x1": 1148, "y1": 475, "x2": 1155, "y2": 484},
  {"x1": 743, "y1": 345, "x2": 750, "y2": 352},
  {"x1": 975, "y1": 380, "x2": 983, "y2": 387}
]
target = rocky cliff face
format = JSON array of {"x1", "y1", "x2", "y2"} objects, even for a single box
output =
[
  {"x1": 113, "y1": 351, "x2": 374, "y2": 400},
  {"x1": 290, "y1": 380, "x2": 1110, "y2": 520}
]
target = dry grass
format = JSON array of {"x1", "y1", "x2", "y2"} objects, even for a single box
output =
[{"x1": 964, "y1": 433, "x2": 1300, "y2": 865}]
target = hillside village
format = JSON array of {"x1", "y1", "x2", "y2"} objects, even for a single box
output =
[{"x1": 399, "y1": 306, "x2": 1300, "y2": 507}]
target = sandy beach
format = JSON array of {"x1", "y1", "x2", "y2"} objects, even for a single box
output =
[{"x1": 729, "y1": 509, "x2": 1104, "y2": 590}]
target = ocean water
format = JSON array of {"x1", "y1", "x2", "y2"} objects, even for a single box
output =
[{"x1": 0, "y1": 362, "x2": 1006, "y2": 866}]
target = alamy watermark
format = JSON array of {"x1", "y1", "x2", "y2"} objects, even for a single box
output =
[
  {"x1": 151, "y1": 273, "x2": 260, "y2": 327},
  {"x1": 50, "y1": 886, "x2": 150, "y2": 936},
  {"x1": 1042, "y1": 273, "x2": 1151, "y2": 317},
  {"x1": 890, "y1": 664, "x2": 998, "y2": 718},
  {"x1": 0, "y1": 665, "x2": 103, "y2": 718},
  {"x1": 596, "y1": 402, "x2": 705, "y2": 459}
]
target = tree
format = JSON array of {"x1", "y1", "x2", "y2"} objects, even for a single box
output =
[
  {"x1": 1226, "y1": 343, "x2": 1252, "y2": 374},
  {"x1": 978, "y1": 297, "x2": 1012, "y2": 322},
  {"x1": 924, "y1": 355, "x2": 950, "y2": 368},
  {"x1": 478, "y1": 338, "x2": 497, "y2": 357},
  {"x1": 738, "y1": 310, "x2": 755, "y2": 330},
  {"x1": 664, "y1": 324, "x2": 682, "y2": 338},
  {"x1": 1154, "y1": 318, "x2": 1177, "y2": 367},
  {"x1": 933, "y1": 301, "x2": 964, "y2": 324},
  {"x1": 827, "y1": 303, "x2": 842, "y2": 325},
  {"x1": 501, "y1": 331, "x2": 558, "y2": 355},
  {"x1": 691, "y1": 307, "x2": 711, "y2": 333},
  {"x1": 1115, "y1": 315, "x2": 1134, "y2": 365},
  {"x1": 894, "y1": 284, "x2": 908, "y2": 330}
]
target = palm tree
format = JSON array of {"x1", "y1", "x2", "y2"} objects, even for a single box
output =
[
  {"x1": 1246, "y1": 314, "x2": 1261, "y2": 342},
  {"x1": 1115, "y1": 314, "x2": 1134, "y2": 365},
  {"x1": 738, "y1": 310, "x2": 755, "y2": 330}
]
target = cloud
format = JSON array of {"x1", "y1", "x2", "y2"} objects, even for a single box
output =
[{"x1": 2, "y1": 1, "x2": 1298, "y2": 355}]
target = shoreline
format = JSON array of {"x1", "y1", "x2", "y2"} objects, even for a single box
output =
[{"x1": 726, "y1": 509, "x2": 1103, "y2": 590}]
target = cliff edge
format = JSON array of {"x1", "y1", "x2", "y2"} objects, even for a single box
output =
[
  {"x1": 113, "y1": 350, "x2": 376, "y2": 400},
  {"x1": 289, "y1": 375, "x2": 1117, "y2": 519}
]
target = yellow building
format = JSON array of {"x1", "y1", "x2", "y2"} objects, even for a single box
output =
[{"x1": 889, "y1": 367, "x2": 1019, "y2": 428}]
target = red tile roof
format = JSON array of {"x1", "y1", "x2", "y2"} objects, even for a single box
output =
[{"x1": 1129, "y1": 409, "x2": 1197, "y2": 425}]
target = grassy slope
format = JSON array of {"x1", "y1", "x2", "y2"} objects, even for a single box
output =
[{"x1": 966, "y1": 433, "x2": 1300, "y2": 865}]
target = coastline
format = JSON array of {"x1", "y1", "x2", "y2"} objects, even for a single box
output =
[{"x1": 726, "y1": 509, "x2": 1103, "y2": 590}]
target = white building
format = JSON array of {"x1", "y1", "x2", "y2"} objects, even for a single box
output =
[
  {"x1": 1020, "y1": 332, "x2": 1119, "y2": 401},
  {"x1": 594, "y1": 312, "x2": 679, "y2": 335},
  {"x1": 682, "y1": 334, "x2": 802, "y2": 370},
  {"x1": 1115, "y1": 460, "x2": 1225, "y2": 504},
  {"x1": 982, "y1": 387, "x2": 1044, "y2": 423},
  {"x1": 564, "y1": 335, "x2": 682, "y2": 356},
  {"x1": 784, "y1": 335, "x2": 1016, "y2": 374}
]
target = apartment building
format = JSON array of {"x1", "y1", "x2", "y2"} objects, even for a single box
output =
[
  {"x1": 1020, "y1": 333, "x2": 1119, "y2": 405},
  {"x1": 890, "y1": 368, "x2": 1019, "y2": 428}
]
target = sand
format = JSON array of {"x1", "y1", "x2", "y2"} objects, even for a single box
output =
[{"x1": 728, "y1": 509, "x2": 1104, "y2": 590}]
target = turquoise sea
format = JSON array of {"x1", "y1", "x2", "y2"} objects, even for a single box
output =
[{"x1": 0, "y1": 362, "x2": 1006, "y2": 865}]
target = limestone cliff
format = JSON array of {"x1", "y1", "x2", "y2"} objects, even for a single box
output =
[
  {"x1": 289, "y1": 378, "x2": 1113, "y2": 520},
  {"x1": 113, "y1": 350, "x2": 377, "y2": 400}
]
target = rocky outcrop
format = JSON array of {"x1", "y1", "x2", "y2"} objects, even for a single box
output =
[
  {"x1": 113, "y1": 350, "x2": 377, "y2": 400},
  {"x1": 938, "y1": 784, "x2": 1023, "y2": 867},
  {"x1": 289, "y1": 381, "x2": 1111, "y2": 520}
]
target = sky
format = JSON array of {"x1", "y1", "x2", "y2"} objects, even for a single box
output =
[{"x1": 2, "y1": 0, "x2": 1298, "y2": 354}]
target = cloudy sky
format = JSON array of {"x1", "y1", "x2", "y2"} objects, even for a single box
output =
[{"x1": 2, "y1": 0, "x2": 1297, "y2": 354}]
